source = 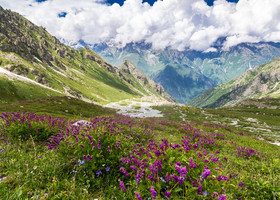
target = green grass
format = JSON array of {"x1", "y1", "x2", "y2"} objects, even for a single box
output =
[
  {"x1": 156, "y1": 98, "x2": 280, "y2": 143},
  {"x1": 0, "y1": 76, "x2": 63, "y2": 104},
  {"x1": 0, "y1": 96, "x2": 116, "y2": 119}
]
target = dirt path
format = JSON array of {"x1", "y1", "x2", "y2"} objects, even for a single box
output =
[{"x1": 105, "y1": 99, "x2": 163, "y2": 118}]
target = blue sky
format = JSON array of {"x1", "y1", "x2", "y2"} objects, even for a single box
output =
[{"x1": 1, "y1": 0, "x2": 279, "y2": 51}]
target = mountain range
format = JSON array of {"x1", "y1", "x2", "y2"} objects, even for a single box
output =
[{"x1": 82, "y1": 41, "x2": 280, "y2": 103}]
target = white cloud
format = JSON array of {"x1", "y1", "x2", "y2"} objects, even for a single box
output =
[{"x1": 1, "y1": 0, "x2": 280, "y2": 51}]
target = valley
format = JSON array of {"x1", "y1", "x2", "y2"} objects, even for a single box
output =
[{"x1": 0, "y1": 4, "x2": 280, "y2": 200}]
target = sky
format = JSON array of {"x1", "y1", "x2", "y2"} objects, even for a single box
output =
[{"x1": 0, "y1": 0, "x2": 280, "y2": 51}]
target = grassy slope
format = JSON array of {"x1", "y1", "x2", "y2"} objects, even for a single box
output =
[
  {"x1": 0, "y1": 7, "x2": 141, "y2": 104},
  {"x1": 156, "y1": 98, "x2": 280, "y2": 142},
  {"x1": 0, "y1": 76, "x2": 63, "y2": 104},
  {"x1": 0, "y1": 96, "x2": 116, "y2": 119},
  {"x1": 187, "y1": 57, "x2": 280, "y2": 108}
]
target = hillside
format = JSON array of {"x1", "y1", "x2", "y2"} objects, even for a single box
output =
[
  {"x1": 187, "y1": 57, "x2": 280, "y2": 108},
  {"x1": 119, "y1": 60, "x2": 175, "y2": 102},
  {"x1": 0, "y1": 6, "x2": 173, "y2": 104}
]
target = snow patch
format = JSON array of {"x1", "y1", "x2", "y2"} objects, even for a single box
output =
[{"x1": 0, "y1": 67, "x2": 62, "y2": 94}]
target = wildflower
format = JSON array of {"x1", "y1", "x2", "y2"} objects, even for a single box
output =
[
  {"x1": 197, "y1": 183, "x2": 202, "y2": 195},
  {"x1": 72, "y1": 170, "x2": 78, "y2": 173},
  {"x1": 151, "y1": 186, "x2": 157, "y2": 198},
  {"x1": 203, "y1": 191, "x2": 209, "y2": 196},
  {"x1": 120, "y1": 167, "x2": 130, "y2": 177},
  {"x1": 107, "y1": 146, "x2": 110, "y2": 152},
  {"x1": 239, "y1": 181, "x2": 245, "y2": 188},
  {"x1": 136, "y1": 173, "x2": 141, "y2": 185},
  {"x1": 1, "y1": 149, "x2": 4, "y2": 152},
  {"x1": 212, "y1": 192, "x2": 219, "y2": 197},
  {"x1": 148, "y1": 175, "x2": 155, "y2": 182},
  {"x1": 38, "y1": 156, "x2": 42, "y2": 158},
  {"x1": 87, "y1": 134, "x2": 93, "y2": 143},
  {"x1": 105, "y1": 167, "x2": 110, "y2": 172},
  {"x1": 218, "y1": 195, "x2": 227, "y2": 200},
  {"x1": 119, "y1": 179, "x2": 126, "y2": 192},
  {"x1": 98, "y1": 139, "x2": 101, "y2": 149},
  {"x1": 96, "y1": 170, "x2": 102, "y2": 176},
  {"x1": 160, "y1": 177, "x2": 166, "y2": 183},
  {"x1": 78, "y1": 159, "x2": 85, "y2": 165},
  {"x1": 165, "y1": 190, "x2": 171, "y2": 198},
  {"x1": 135, "y1": 192, "x2": 142, "y2": 200},
  {"x1": 87, "y1": 155, "x2": 93, "y2": 161},
  {"x1": 200, "y1": 169, "x2": 211, "y2": 181},
  {"x1": 130, "y1": 165, "x2": 138, "y2": 172}
]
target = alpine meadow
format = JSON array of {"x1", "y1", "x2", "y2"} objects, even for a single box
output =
[{"x1": 0, "y1": 1, "x2": 280, "y2": 200}]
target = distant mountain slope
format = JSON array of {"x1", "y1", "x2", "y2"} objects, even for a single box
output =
[
  {"x1": 0, "y1": 6, "x2": 173, "y2": 104},
  {"x1": 119, "y1": 60, "x2": 174, "y2": 102},
  {"x1": 187, "y1": 57, "x2": 280, "y2": 108},
  {"x1": 152, "y1": 64, "x2": 215, "y2": 103},
  {"x1": 86, "y1": 41, "x2": 280, "y2": 103}
]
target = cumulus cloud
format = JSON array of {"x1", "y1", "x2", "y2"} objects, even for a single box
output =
[{"x1": 1, "y1": 0, "x2": 280, "y2": 51}]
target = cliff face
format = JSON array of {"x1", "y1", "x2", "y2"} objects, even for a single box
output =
[
  {"x1": 120, "y1": 60, "x2": 175, "y2": 103},
  {"x1": 187, "y1": 57, "x2": 280, "y2": 108}
]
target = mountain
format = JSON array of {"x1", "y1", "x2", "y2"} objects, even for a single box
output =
[
  {"x1": 187, "y1": 57, "x2": 280, "y2": 108},
  {"x1": 152, "y1": 64, "x2": 215, "y2": 103},
  {"x1": 0, "y1": 6, "x2": 173, "y2": 104},
  {"x1": 119, "y1": 60, "x2": 175, "y2": 102},
  {"x1": 84, "y1": 41, "x2": 280, "y2": 103}
]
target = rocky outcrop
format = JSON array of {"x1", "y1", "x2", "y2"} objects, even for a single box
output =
[{"x1": 120, "y1": 60, "x2": 175, "y2": 102}]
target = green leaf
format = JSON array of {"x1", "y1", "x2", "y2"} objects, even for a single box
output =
[{"x1": 174, "y1": 187, "x2": 183, "y2": 193}]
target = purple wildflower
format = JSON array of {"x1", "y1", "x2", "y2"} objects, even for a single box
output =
[
  {"x1": 218, "y1": 195, "x2": 227, "y2": 200},
  {"x1": 119, "y1": 179, "x2": 126, "y2": 192},
  {"x1": 165, "y1": 190, "x2": 171, "y2": 198},
  {"x1": 200, "y1": 169, "x2": 211, "y2": 181},
  {"x1": 105, "y1": 167, "x2": 110, "y2": 172},
  {"x1": 136, "y1": 173, "x2": 141, "y2": 185},
  {"x1": 239, "y1": 181, "x2": 245, "y2": 188},
  {"x1": 87, "y1": 155, "x2": 93, "y2": 161},
  {"x1": 98, "y1": 139, "x2": 101, "y2": 149},
  {"x1": 96, "y1": 170, "x2": 102, "y2": 176},
  {"x1": 151, "y1": 186, "x2": 157, "y2": 198},
  {"x1": 135, "y1": 192, "x2": 142, "y2": 200},
  {"x1": 203, "y1": 191, "x2": 209, "y2": 196},
  {"x1": 87, "y1": 134, "x2": 93, "y2": 143},
  {"x1": 197, "y1": 183, "x2": 202, "y2": 195},
  {"x1": 107, "y1": 146, "x2": 110, "y2": 152}
]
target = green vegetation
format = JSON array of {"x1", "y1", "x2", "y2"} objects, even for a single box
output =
[
  {"x1": 156, "y1": 98, "x2": 280, "y2": 142},
  {"x1": 0, "y1": 110, "x2": 279, "y2": 199},
  {"x1": 0, "y1": 96, "x2": 116, "y2": 119},
  {"x1": 187, "y1": 57, "x2": 280, "y2": 108},
  {"x1": 0, "y1": 76, "x2": 62, "y2": 104},
  {"x1": 0, "y1": 8, "x2": 144, "y2": 105}
]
